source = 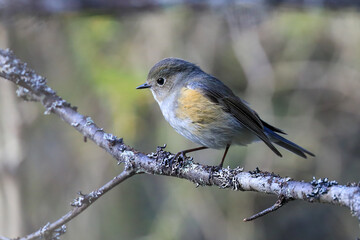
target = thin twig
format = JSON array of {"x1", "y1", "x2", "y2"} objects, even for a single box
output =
[
  {"x1": 243, "y1": 195, "x2": 289, "y2": 222},
  {"x1": 18, "y1": 169, "x2": 135, "y2": 240}
]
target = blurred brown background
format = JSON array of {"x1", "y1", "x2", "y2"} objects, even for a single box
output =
[{"x1": 0, "y1": 1, "x2": 360, "y2": 239}]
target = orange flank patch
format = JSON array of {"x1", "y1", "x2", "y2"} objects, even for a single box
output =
[{"x1": 176, "y1": 87, "x2": 224, "y2": 125}]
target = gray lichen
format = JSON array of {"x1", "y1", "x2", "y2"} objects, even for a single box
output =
[
  {"x1": 307, "y1": 177, "x2": 339, "y2": 200},
  {"x1": 85, "y1": 117, "x2": 94, "y2": 126},
  {"x1": 44, "y1": 99, "x2": 67, "y2": 115},
  {"x1": 0, "y1": 49, "x2": 54, "y2": 95},
  {"x1": 71, "y1": 192, "x2": 87, "y2": 207}
]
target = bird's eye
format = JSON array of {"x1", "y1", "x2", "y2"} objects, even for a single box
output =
[{"x1": 156, "y1": 77, "x2": 166, "y2": 86}]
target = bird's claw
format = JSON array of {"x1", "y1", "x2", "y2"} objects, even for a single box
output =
[
  {"x1": 208, "y1": 164, "x2": 223, "y2": 181},
  {"x1": 169, "y1": 151, "x2": 186, "y2": 168}
]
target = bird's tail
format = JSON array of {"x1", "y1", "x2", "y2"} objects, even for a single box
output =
[{"x1": 264, "y1": 127, "x2": 315, "y2": 158}]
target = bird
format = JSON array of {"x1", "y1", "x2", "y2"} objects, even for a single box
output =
[{"x1": 137, "y1": 58, "x2": 314, "y2": 167}]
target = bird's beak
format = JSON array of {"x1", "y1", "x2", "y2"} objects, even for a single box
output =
[{"x1": 136, "y1": 83, "x2": 151, "y2": 89}]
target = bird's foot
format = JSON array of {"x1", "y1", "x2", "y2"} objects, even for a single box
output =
[
  {"x1": 169, "y1": 151, "x2": 186, "y2": 168},
  {"x1": 208, "y1": 163, "x2": 223, "y2": 181}
]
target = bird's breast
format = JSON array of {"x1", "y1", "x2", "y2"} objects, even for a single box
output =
[{"x1": 175, "y1": 87, "x2": 224, "y2": 125}]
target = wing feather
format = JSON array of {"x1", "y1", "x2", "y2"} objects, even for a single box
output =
[{"x1": 188, "y1": 79, "x2": 282, "y2": 157}]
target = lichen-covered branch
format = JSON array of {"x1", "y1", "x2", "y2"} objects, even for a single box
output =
[{"x1": 1, "y1": 48, "x2": 360, "y2": 239}]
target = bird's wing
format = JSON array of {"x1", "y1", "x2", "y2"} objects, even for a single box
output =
[{"x1": 188, "y1": 79, "x2": 282, "y2": 157}]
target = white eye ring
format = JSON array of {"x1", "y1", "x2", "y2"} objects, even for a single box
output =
[{"x1": 156, "y1": 77, "x2": 166, "y2": 86}]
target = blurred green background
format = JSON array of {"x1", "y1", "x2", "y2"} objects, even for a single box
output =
[{"x1": 1, "y1": 3, "x2": 360, "y2": 240}]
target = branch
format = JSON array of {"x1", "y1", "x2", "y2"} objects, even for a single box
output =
[
  {"x1": 1, "y1": 48, "x2": 360, "y2": 239},
  {"x1": 243, "y1": 194, "x2": 289, "y2": 221},
  {"x1": 18, "y1": 169, "x2": 135, "y2": 240}
]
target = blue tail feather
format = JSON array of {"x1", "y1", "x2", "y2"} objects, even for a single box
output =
[{"x1": 264, "y1": 127, "x2": 315, "y2": 158}]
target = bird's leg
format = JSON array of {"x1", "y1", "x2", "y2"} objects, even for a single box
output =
[
  {"x1": 169, "y1": 146, "x2": 208, "y2": 168},
  {"x1": 208, "y1": 144, "x2": 231, "y2": 181},
  {"x1": 170, "y1": 146, "x2": 208, "y2": 167},
  {"x1": 218, "y1": 144, "x2": 231, "y2": 168},
  {"x1": 209, "y1": 144, "x2": 231, "y2": 180},
  {"x1": 174, "y1": 146, "x2": 208, "y2": 161}
]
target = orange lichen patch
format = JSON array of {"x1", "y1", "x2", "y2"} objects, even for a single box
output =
[{"x1": 176, "y1": 87, "x2": 224, "y2": 125}]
